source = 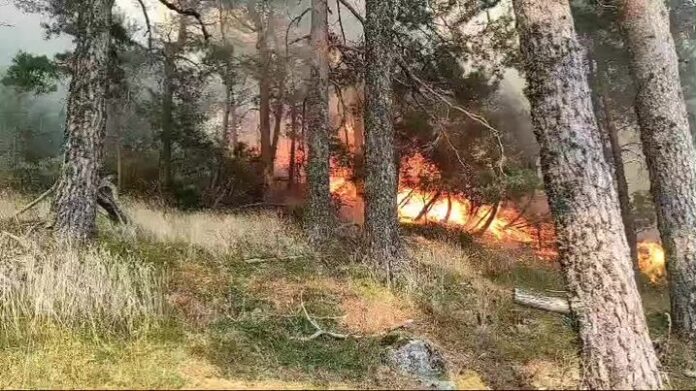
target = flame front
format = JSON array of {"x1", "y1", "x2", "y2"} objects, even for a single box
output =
[{"x1": 328, "y1": 152, "x2": 666, "y2": 284}]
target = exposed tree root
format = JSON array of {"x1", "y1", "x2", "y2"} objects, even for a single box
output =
[{"x1": 10, "y1": 177, "x2": 128, "y2": 226}]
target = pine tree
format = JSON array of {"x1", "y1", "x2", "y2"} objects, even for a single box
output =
[
  {"x1": 514, "y1": 0, "x2": 663, "y2": 387},
  {"x1": 618, "y1": 0, "x2": 696, "y2": 335},
  {"x1": 305, "y1": 0, "x2": 332, "y2": 245},
  {"x1": 364, "y1": 0, "x2": 403, "y2": 279},
  {"x1": 53, "y1": 0, "x2": 115, "y2": 240}
]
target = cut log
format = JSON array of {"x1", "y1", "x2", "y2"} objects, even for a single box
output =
[{"x1": 513, "y1": 288, "x2": 571, "y2": 314}]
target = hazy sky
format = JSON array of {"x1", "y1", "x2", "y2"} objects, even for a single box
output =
[{"x1": 0, "y1": 0, "x2": 170, "y2": 66}]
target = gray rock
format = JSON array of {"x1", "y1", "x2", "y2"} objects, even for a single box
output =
[{"x1": 387, "y1": 339, "x2": 448, "y2": 383}]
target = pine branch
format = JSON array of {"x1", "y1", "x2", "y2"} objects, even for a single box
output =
[{"x1": 156, "y1": 0, "x2": 211, "y2": 40}]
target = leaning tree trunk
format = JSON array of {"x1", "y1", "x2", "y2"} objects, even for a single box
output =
[
  {"x1": 364, "y1": 0, "x2": 402, "y2": 280},
  {"x1": 514, "y1": 0, "x2": 663, "y2": 388},
  {"x1": 305, "y1": 0, "x2": 332, "y2": 245},
  {"x1": 53, "y1": 0, "x2": 115, "y2": 241},
  {"x1": 618, "y1": 0, "x2": 696, "y2": 336}
]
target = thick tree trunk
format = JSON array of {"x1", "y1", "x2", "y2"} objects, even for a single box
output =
[
  {"x1": 670, "y1": 0, "x2": 696, "y2": 135},
  {"x1": 618, "y1": 0, "x2": 696, "y2": 336},
  {"x1": 53, "y1": 0, "x2": 114, "y2": 241},
  {"x1": 514, "y1": 1, "x2": 663, "y2": 388},
  {"x1": 364, "y1": 0, "x2": 402, "y2": 279},
  {"x1": 305, "y1": 0, "x2": 332, "y2": 244}
]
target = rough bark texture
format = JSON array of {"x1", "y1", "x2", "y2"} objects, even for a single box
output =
[
  {"x1": 602, "y1": 98, "x2": 640, "y2": 273},
  {"x1": 305, "y1": 0, "x2": 332, "y2": 245},
  {"x1": 618, "y1": 0, "x2": 696, "y2": 336},
  {"x1": 670, "y1": 0, "x2": 696, "y2": 134},
  {"x1": 364, "y1": 0, "x2": 402, "y2": 278},
  {"x1": 514, "y1": 0, "x2": 663, "y2": 388},
  {"x1": 53, "y1": 0, "x2": 114, "y2": 241},
  {"x1": 601, "y1": 93, "x2": 639, "y2": 270},
  {"x1": 256, "y1": 1, "x2": 273, "y2": 188}
]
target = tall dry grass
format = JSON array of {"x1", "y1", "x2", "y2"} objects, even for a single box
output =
[
  {"x1": 0, "y1": 240, "x2": 164, "y2": 336},
  {"x1": 125, "y1": 200, "x2": 311, "y2": 259}
]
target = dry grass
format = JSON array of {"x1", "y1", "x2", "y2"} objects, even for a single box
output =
[
  {"x1": 125, "y1": 200, "x2": 311, "y2": 259},
  {"x1": 0, "y1": 241, "x2": 164, "y2": 336}
]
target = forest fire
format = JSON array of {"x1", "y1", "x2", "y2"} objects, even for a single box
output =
[
  {"x1": 327, "y1": 153, "x2": 666, "y2": 283},
  {"x1": 638, "y1": 241, "x2": 666, "y2": 284}
]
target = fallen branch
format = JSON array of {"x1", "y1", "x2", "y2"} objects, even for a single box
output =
[
  {"x1": 12, "y1": 184, "x2": 56, "y2": 220},
  {"x1": 513, "y1": 288, "x2": 571, "y2": 314},
  {"x1": 296, "y1": 292, "x2": 414, "y2": 341},
  {"x1": 244, "y1": 255, "x2": 305, "y2": 264}
]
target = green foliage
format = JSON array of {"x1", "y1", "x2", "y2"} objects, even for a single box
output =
[{"x1": 2, "y1": 51, "x2": 59, "y2": 94}]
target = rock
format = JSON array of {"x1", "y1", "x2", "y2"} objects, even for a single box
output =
[
  {"x1": 387, "y1": 339, "x2": 451, "y2": 389},
  {"x1": 684, "y1": 369, "x2": 696, "y2": 379}
]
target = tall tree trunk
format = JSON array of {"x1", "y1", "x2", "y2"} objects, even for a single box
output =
[
  {"x1": 305, "y1": 0, "x2": 332, "y2": 244},
  {"x1": 53, "y1": 0, "x2": 115, "y2": 241},
  {"x1": 514, "y1": 1, "x2": 663, "y2": 388},
  {"x1": 601, "y1": 92, "x2": 639, "y2": 271},
  {"x1": 670, "y1": 0, "x2": 696, "y2": 135},
  {"x1": 288, "y1": 102, "x2": 297, "y2": 190},
  {"x1": 618, "y1": 0, "x2": 696, "y2": 336},
  {"x1": 161, "y1": 53, "x2": 174, "y2": 191},
  {"x1": 160, "y1": 16, "x2": 186, "y2": 192},
  {"x1": 271, "y1": 100, "x2": 284, "y2": 162},
  {"x1": 256, "y1": 1, "x2": 273, "y2": 189},
  {"x1": 364, "y1": 0, "x2": 402, "y2": 280}
]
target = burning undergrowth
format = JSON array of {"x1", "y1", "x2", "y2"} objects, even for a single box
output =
[{"x1": 324, "y1": 152, "x2": 666, "y2": 284}]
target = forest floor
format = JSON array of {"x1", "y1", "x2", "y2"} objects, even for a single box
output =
[{"x1": 0, "y1": 191, "x2": 693, "y2": 389}]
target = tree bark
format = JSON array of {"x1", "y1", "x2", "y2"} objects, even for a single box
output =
[
  {"x1": 514, "y1": 0, "x2": 663, "y2": 388},
  {"x1": 53, "y1": 0, "x2": 115, "y2": 241},
  {"x1": 256, "y1": 1, "x2": 273, "y2": 189},
  {"x1": 160, "y1": 15, "x2": 187, "y2": 192},
  {"x1": 288, "y1": 102, "x2": 298, "y2": 190},
  {"x1": 364, "y1": 0, "x2": 402, "y2": 280},
  {"x1": 601, "y1": 92, "x2": 639, "y2": 270},
  {"x1": 618, "y1": 0, "x2": 696, "y2": 336},
  {"x1": 305, "y1": 0, "x2": 332, "y2": 244},
  {"x1": 670, "y1": 0, "x2": 696, "y2": 135}
]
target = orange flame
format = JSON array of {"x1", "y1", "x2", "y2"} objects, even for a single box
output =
[
  {"x1": 328, "y1": 153, "x2": 665, "y2": 284},
  {"x1": 638, "y1": 241, "x2": 666, "y2": 284}
]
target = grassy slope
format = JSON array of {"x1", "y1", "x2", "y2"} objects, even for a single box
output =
[{"x1": 0, "y1": 193, "x2": 693, "y2": 389}]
